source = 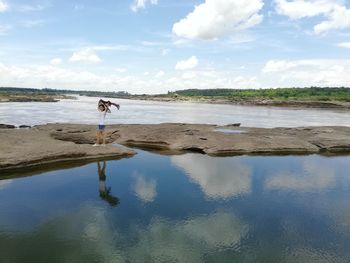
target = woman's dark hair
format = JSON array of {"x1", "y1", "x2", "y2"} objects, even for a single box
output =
[
  {"x1": 98, "y1": 99, "x2": 112, "y2": 112},
  {"x1": 98, "y1": 104, "x2": 106, "y2": 111}
]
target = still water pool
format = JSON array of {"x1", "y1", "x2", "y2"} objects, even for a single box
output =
[{"x1": 1, "y1": 150, "x2": 350, "y2": 262}]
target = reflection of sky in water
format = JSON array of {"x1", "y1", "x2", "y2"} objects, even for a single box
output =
[
  {"x1": 172, "y1": 154, "x2": 252, "y2": 199},
  {"x1": 133, "y1": 171, "x2": 157, "y2": 203},
  {"x1": 266, "y1": 160, "x2": 336, "y2": 192},
  {"x1": 0, "y1": 96, "x2": 350, "y2": 127},
  {"x1": 1, "y1": 151, "x2": 350, "y2": 262}
]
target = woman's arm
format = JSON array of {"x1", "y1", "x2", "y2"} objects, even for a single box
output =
[
  {"x1": 99, "y1": 99, "x2": 109, "y2": 105},
  {"x1": 98, "y1": 99, "x2": 119, "y2": 110},
  {"x1": 110, "y1": 102, "x2": 120, "y2": 110}
]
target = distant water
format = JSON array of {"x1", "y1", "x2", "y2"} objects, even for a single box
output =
[
  {"x1": 1, "y1": 150, "x2": 350, "y2": 262},
  {"x1": 0, "y1": 96, "x2": 349, "y2": 127}
]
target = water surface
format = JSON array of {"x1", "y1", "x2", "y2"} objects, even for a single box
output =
[
  {"x1": 1, "y1": 150, "x2": 350, "y2": 262},
  {"x1": 1, "y1": 96, "x2": 349, "y2": 127}
]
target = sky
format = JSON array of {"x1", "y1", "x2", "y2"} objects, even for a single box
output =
[{"x1": 0, "y1": 0, "x2": 350, "y2": 94}]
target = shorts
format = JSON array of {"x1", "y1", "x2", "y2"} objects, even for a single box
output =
[{"x1": 98, "y1": 125, "x2": 105, "y2": 131}]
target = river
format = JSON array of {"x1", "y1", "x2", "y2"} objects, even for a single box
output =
[
  {"x1": 1, "y1": 150, "x2": 350, "y2": 262},
  {"x1": 1, "y1": 96, "x2": 350, "y2": 262},
  {"x1": 0, "y1": 96, "x2": 349, "y2": 127}
]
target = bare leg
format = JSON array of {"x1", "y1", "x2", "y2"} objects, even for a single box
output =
[
  {"x1": 95, "y1": 131, "x2": 100, "y2": 145},
  {"x1": 102, "y1": 161, "x2": 106, "y2": 172},
  {"x1": 97, "y1": 161, "x2": 101, "y2": 173},
  {"x1": 102, "y1": 130, "x2": 106, "y2": 145},
  {"x1": 95, "y1": 131, "x2": 103, "y2": 145}
]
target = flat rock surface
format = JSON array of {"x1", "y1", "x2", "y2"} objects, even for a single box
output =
[
  {"x1": 0, "y1": 126, "x2": 135, "y2": 170},
  {"x1": 1, "y1": 123, "x2": 350, "y2": 170}
]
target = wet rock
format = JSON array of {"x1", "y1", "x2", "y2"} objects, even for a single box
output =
[
  {"x1": 225, "y1": 123, "x2": 241, "y2": 127},
  {"x1": 0, "y1": 124, "x2": 16, "y2": 129}
]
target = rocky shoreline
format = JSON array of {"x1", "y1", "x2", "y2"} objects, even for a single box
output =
[
  {"x1": 118, "y1": 95, "x2": 350, "y2": 109},
  {"x1": 0, "y1": 93, "x2": 76, "y2": 103},
  {"x1": 1, "y1": 123, "x2": 350, "y2": 171}
]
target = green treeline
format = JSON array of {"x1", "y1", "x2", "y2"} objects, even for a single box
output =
[
  {"x1": 168, "y1": 87, "x2": 350, "y2": 102},
  {"x1": 0, "y1": 87, "x2": 130, "y2": 98},
  {"x1": 1, "y1": 87, "x2": 350, "y2": 102}
]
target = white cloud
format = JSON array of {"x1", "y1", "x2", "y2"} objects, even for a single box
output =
[
  {"x1": 175, "y1": 56, "x2": 198, "y2": 71},
  {"x1": 262, "y1": 59, "x2": 319, "y2": 73},
  {"x1": 0, "y1": 24, "x2": 11, "y2": 35},
  {"x1": 181, "y1": 71, "x2": 196, "y2": 79},
  {"x1": 0, "y1": 62, "x2": 261, "y2": 94},
  {"x1": 155, "y1": 70, "x2": 165, "y2": 78},
  {"x1": 233, "y1": 76, "x2": 260, "y2": 89},
  {"x1": 229, "y1": 34, "x2": 256, "y2": 44},
  {"x1": 131, "y1": 0, "x2": 158, "y2": 12},
  {"x1": 337, "y1": 42, "x2": 350, "y2": 48},
  {"x1": 274, "y1": 0, "x2": 334, "y2": 19},
  {"x1": 0, "y1": 0, "x2": 8, "y2": 12},
  {"x1": 21, "y1": 19, "x2": 45, "y2": 28},
  {"x1": 274, "y1": 0, "x2": 350, "y2": 34},
  {"x1": 115, "y1": 67, "x2": 127, "y2": 73},
  {"x1": 73, "y1": 4, "x2": 84, "y2": 10},
  {"x1": 50, "y1": 58, "x2": 63, "y2": 66},
  {"x1": 169, "y1": 70, "x2": 261, "y2": 90},
  {"x1": 172, "y1": 0, "x2": 264, "y2": 40},
  {"x1": 172, "y1": 38, "x2": 191, "y2": 46},
  {"x1": 141, "y1": 40, "x2": 161, "y2": 46},
  {"x1": 17, "y1": 4, "x2": 47, "y2": 12},
  {"x1": 82, "y1": 44, "x2": 146, "y2": 54},
  {"x1": 92, "y1": 45, "x2": 129, "y2": 51},
  {"x1": 161, "y1": 48, "x2": 169, "y2": 56},
  {"x1": 314, "y1": 5, "x2": 350, "y2": 34},
  {"x1": 0, "y1": 63, "x2": 105, "y2": 88},
  {"x1": 262, "y1": 59, "x2": 350, "y2": 86},
  {"x1": 69, "y1": 48, "x2": 102, "y2": 64}
]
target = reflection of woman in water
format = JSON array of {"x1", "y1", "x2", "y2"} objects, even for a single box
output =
[{"x1": 97, "y1": 161, "x2": 119, "y2": 207}]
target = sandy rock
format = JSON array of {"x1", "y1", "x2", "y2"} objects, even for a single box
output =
[
  {"x1": 0, "y1": 126, "x2": 135, "y2": 170},
  {"x1": 1, "y1": 123, "x2": 350, "y2": 171}
]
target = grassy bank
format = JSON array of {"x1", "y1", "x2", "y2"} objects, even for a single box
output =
[
  {"x1": 0, "y1": 88, "x2": 76, "y2": 102},
  {"x1": 1, "y1": 87, "x2": 350, "y2": 107},
  {"x1": 167, "y1": 87, "x2": 350, "y2": 102}
]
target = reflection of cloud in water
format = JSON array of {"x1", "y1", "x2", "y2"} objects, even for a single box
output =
[
  {"x1": 129, "y1": 211, "x2": 248, "y2": 263},
  {"x1": 171, "y1": 154, "x2": 251, "y2": 199},
  {"x1": 0, "y1": 204, "x2": 124, "y2": 263},
  {"x1": 133, "y1": 172, "x2": 157, "y2": 203},
  {"x1": 284, "y1": 248, "x2": 339, "y2": 263},
  {"x1": 266, "y1": 160, "x2": 336, "y2": 192},
  {"x1": 0, "y1": 205, "x2": 247, "y2": 263},
  {"x1": 0, "y1": 179, "x2": 12, "y2": 190}
]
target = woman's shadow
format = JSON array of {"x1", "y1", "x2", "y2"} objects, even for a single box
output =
[{"x1": 97, "y1": 161, "x2": 120, "y2": 207}]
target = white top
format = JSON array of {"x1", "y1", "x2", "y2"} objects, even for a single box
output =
[
  {"x1": 99, "y1": 180, "x2": 106, "y2": 193},
  {"x1": 99, "y1": 110, "x2": 107, "y2": 125}
]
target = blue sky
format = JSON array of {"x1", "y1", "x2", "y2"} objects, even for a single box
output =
[{"x1": 0, "y1": 0, "x2": 350, "y2": 94}]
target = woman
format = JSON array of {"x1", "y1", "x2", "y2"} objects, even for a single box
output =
[{"x1": 94, "y1": 99, "x2": 120, "y2": 146}]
